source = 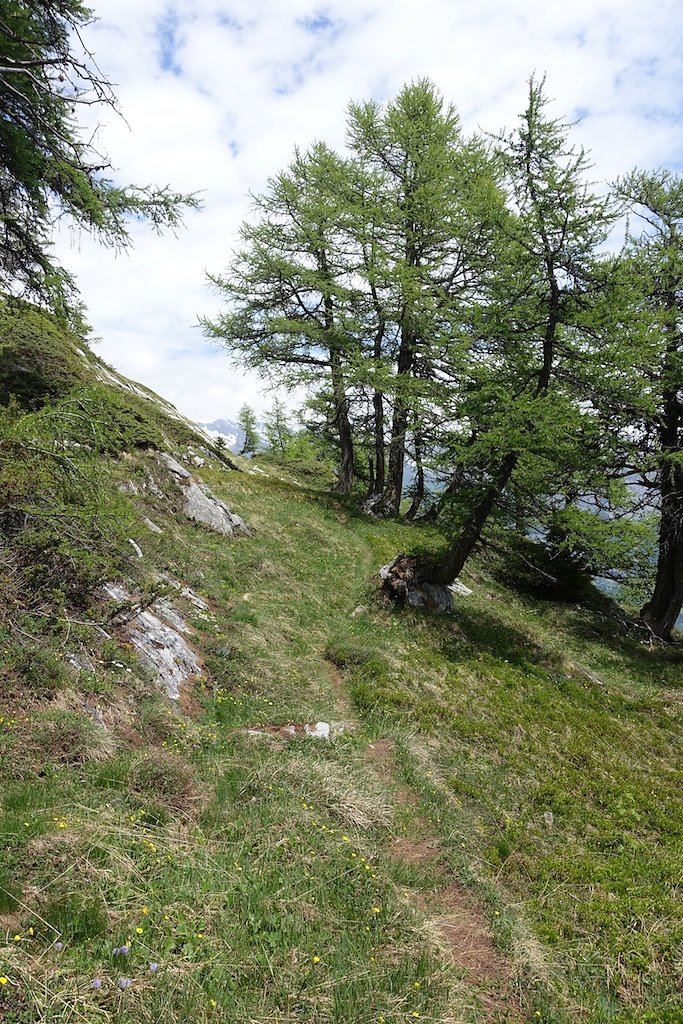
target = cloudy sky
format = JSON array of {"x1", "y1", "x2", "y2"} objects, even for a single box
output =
[{"x1": 55, "y1": 0, "x2": 683, "y2": 424}]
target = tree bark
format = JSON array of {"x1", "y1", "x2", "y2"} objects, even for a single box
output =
[
  {"x1": 331, "y1": 362, "x2": 354, "y2": 495},
  {"x1": 640, "y1": 351, "x2": 683, "y2": 639},
  {"x1": 382, "y1": 324, "x2": 414, "y2": 512},
  {"x1": 429, "y1": 452, "x2": 519, "y2": 582},
  {"x1": 373, "y1": 390, "x2": 385, "y2": 494},
  {"x1": 404, "y1": 422, "x2": 425, "y2": 521},
  {"x1": 640, "y1": 466, "x2": 683, "y2": 640}
]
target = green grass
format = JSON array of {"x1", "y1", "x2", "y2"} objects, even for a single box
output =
[{"x1": 1, "y1": 310, "x2": 682, "y2": 1022}]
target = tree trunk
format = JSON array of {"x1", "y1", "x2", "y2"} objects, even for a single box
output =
[
  {"x1": 640, "y1": 487, "x2": 683, "y2": 640},
  {"x1": 404, "y1": 423, "x2": 425, "y2": 521},
  {"x1": 641, "y1": 297, "x2": 683, "y2": 641},
  {"x1": 366, "y1": 458, "x2": 375, "y2": 498},
  {"x1": 330, "y1": 352, "x2": 354, "y2": 495},
  {"x1": 382, "y1": 324, "x2": 414, "y2": 513},
  {"x1": 640, "y1": 388, "x2": 683, "y2": 638},
  {"x1": 373, "y1": 390, "x2": 385, "y2": 494},
  {"x1": 429, "y1": 452, "x2": 518, "y2": 582}
]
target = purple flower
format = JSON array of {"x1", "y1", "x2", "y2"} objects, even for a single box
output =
[
  {"x1": 149, "y1": 963, "x2": 159, "y2": 974},
  {"x1": 118, "y1": 977, "x2": 133, "y2": 990},
  {"x1": 53, "y1": 941, "x2": 63, "y2": 952},
  {"x1": 91, "y1": 978, "x2": 102, "y2": 990},
  {"x1": 113, "y1": 945, "x2": 129, "y2": 956}
]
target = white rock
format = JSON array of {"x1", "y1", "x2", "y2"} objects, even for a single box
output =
[
  {"x1": 104, "y1": 583, "x2": 202, "y2": 700},
  {"x1": 128, "y1": 538, "x2": 143, "y2": 558},
  {"x1": 448, "y1": 580, "x2": 473, "y2": 597},
  {"x1": 158, "y1": 452, "x2": 191, "y2": 480},
  {"x1": 191, "y1": 456, "x2": 205, "y2": 468},
  {"x1": 304, "y1": 721, "x2": 331, "y2": 740},
  {"x1": 184, "y1": 481, "x2": 250, "y2": 537}
]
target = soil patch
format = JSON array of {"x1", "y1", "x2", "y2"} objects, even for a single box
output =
[
  {"x1": 364, "y1": 737, "x2": 395, "y2": 765},
  {"x1": 422, "y1": 882, "x2": 509, "y2": 982},
  {"x1": 389, "y1": 835, "x2": 443, "y2": 869}
]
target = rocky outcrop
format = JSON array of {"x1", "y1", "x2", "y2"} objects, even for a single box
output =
[
  {"x1": 104, "y1": 583, "x2": 203, "y2": 700},
  {"x1": 158, "y1": 452, "x2": 250, "y2": 537}
]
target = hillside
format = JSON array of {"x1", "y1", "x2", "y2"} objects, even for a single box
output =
[{"x1": 0, "y1": 305, "x2": 682, "y2": 1024}]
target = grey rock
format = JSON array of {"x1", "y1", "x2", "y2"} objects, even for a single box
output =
[
  {"x1": 158, "y1": 452, "x2": 191, "y2": 480},
  {"x1": 142, "y1": 516, "x2": 163, "y2": 534},
  {"x1": 181, "y1": 586, "x2": 210, "y2": 611},
  {"x1": 158, "y1": 451, "x2": 249, "y2": 537},
  {"x1": 350, "y1": 605, "x2": 367, "y2": 618},
  {"x1": 543, "y1": 811, "x2": 554, "y2": 830},
  {"x1": 144, "y1": 475, "x2": 164, "y2": 498},
  {"x1": 304, "y1": 721, "x2": 331, "y2": 740},
  {"x1": 65, "y1": 651, "x2": 96, "y2": 673},
  {"x1": 406, "y1": 583, "x2": 454, "y2": 613},
  {"x1": 103, "y1": 583, "x2": 202, "y2": 700},
  {"x1": 82, "y1": 702, "x2": 106, "y2": 729},
  {"x1": 118, "y1": 479, "x2": 139, "y2": 495},
  {"x1": 184, "y1": 481, "x2": 250, "y2": 537},
  {"x1": 191, "y1": 456, "x2": 205, "y2": 468}
]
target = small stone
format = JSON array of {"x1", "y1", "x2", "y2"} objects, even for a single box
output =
[
  {"x1": 448, "y1": 580, "x2": 473, "y2": 597},
  {"x1": 350, "y1": 605, "x2": 367, "y2": 618},
  {"x1": 543, "y1": 811, "x2": 554, "y2": 829},
  {"x1": 304, "y1": 722, "x2": 331, "y2": 741},
  {"x1": 128, "y1": 538, "x2": 143, "y2": 559}
]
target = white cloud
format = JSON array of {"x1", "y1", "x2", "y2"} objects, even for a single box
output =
[{"x1": 52, "y1": 0, "x2": 683, "y2": 422}]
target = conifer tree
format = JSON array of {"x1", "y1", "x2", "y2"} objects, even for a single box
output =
[
  {"x1": 382, "y1": 78, "x2": 621, "y2": 598},
  {"x1": 203, "y1": 143, "x2": 361, "y2": 493},
  {"x1": 238, "y1": 404, "x2": 259, "y2": 456}
]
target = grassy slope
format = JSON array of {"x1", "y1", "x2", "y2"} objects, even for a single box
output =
[{"x1": 0, "y1": 311, "x2": 682, "y2": 1024}]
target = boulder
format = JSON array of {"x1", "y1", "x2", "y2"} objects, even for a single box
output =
[{"x1": 158, "y1": 451, "x2": 250, "y2": 537}]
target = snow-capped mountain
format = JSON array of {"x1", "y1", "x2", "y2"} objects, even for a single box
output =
[{"x1": 198, "y1": 418, "x2": 268, "y2": 454}]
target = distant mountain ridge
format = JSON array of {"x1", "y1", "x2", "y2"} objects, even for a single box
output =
[{"x1": 197, "y1": 418, "x2": 268, "y2": 455}]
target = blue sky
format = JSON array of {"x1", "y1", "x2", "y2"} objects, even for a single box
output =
[{"x1": 55, "y1": 0, "x2": 683, "y2": 421}]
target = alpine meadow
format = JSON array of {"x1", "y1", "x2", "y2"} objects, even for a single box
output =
[{"x1": 1, "y1": 5, "x2": 682, "y2": 1024}]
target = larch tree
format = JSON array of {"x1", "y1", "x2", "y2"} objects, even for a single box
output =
[
  {"x1": 238, "y1": 404, "x2": 259, "y2": 456},
  {"x1": 347, "y1": 79, "x2": 500, "y2": 514},
  {"x1": 202, "y1": 143, "x2": 363, "y2": 494},
  {"x1": 382, "y1": 78, "x2": 621, "y2": 602}
]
